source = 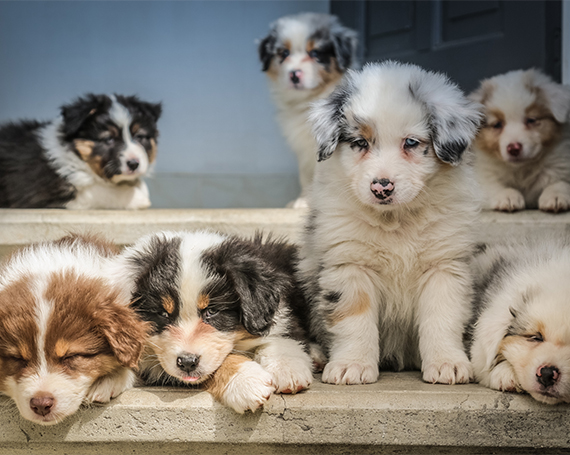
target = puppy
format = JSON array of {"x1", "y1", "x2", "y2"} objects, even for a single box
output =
[
  {"x1": 0, "y1": 93, "x2": 161, "y2": 209},
  {"x1": 259, "y1": 12, "x2": 357, "y2": 207},
  {"x1": 297, "y1": 61, "x2": 482, "y2": 385},
  {"x1": 0, "y1": 234, "x2": 148, "y2": 425},
  {"x1": 470, "y1": 238, "x2": 570, "y2": 404},
  {"x1": 470, "y1": 69, "x2": 570, "y2": 212},
  {"x1": 110, "y1": 231, "x2": 313, "y2": 413}
]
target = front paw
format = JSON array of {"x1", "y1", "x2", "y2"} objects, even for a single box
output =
[
  {"x1": 422, "y1": 357, "x2": 473, "y2": 385},
  {"x1": 492, "y1": 188, "x2": 525, "y2": 212},
  {"x1": 487, "y1": 362, "x2": 521, "y2": 393},
  {"x1": 265, "y1": 355, "x2": 313, "y2": 394},
  {"x1": 322, "y1": 360, "x2": 379, "y2": 385},
  {"x1": 538, "y1": 190, "x2": 570, "y2": 213},
  {"x1": 221, "y1": 361, "x2": 275, "y2": 413},
  {"x1": 86, "y1": 369, "x2": 135, "y2": 403}
]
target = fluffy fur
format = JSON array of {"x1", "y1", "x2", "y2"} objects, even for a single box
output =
[
  {"x1": 298, "y1": 61, "x2": 483, "y2": 385},
  {"x1": 0, "y1": 234, "x2": 148, "y2": 425},
  {"x1": 109, "y1": 231, "x2": 313, "y2": 413},
  {"x1": 259, "y1": 12, "x2": 357, "y2": 207},
  {"x1": 470, "y1": 69, "x2": 570, "y2": 212},
  {"x1": 470, "y1": 238, "x2": 570, "y2": 404},
  {"x1": 0, "y1": 93, "x2": 161, "y2": 209}
]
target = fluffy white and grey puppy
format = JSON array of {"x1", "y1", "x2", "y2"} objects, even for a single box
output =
[
  {"x1": 470, "y1": 69, "x2": 570, "y2": 212},
  {"x1": 258, "y1": 12, "x2": 357, "y2": 207},
  {"x1": 298, "y1": 61, "x2": 482, "y2": 385},
  {"x1": 470, "y1": 238, "x2": 570, "y2": 404}
]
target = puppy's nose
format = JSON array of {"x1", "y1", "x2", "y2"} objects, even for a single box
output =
[
  {"x1": 370, "y1": 178, "x2": 395, "y2": 200},
  {"x1": 536, "y1": 365, "x2": 560, "y2": 387},
  {"x1": 507, "y1": 142, "x2": 523, "y2": 157},
  {"x1": 126, "y1": 159, "x2": 140, "y2": 171},
  {"x1": 30, "y1": 395, "x2": 55, "y2": 417},
  {"x1": 177, "y1": 354, "x2": 200, "y2": 373},
  {"x1": 290, "y1": 70, "x2": 302, "y2": 85}
]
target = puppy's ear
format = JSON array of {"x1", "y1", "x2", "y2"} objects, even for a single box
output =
[
  {"x1": 310, "y1": 75, "x2": 354, "y2": 161},
  {"x1": 330, "y1": 21, "x2": 357, "y2": 71},
  {"x1": 469, "y1": 79, "x2": 495, "y2": 106},
  {"x1": 527, "y1": 69, "x2": 570, "y2": 123},
  {"x1": 258, "y1": 29, "x2": 277, "y2": 72},
  {"x1": 115, "y1": 94, "x2": 163, "y2": 123},
  {"x1": 60, "y1": 94, "x2": 112, "y2": 139},
  {"x1": 410, "y1": 71, "x2": 483, "y2": 165}
]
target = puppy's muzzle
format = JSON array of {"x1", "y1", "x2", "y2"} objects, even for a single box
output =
[
  {"x1": 371, "y1": 178, "x2": 394, "y2": 200},
  {"x1": 289, "y1": 70, "x2": 302, "y2": 86},
  {"x1": 537, "y1": 365, "x2": 559, "y2": 388},
  {"x1": 30, "y1": 394, "x2": 55, "y2": 417},
  {"x1": 177, "y1": 353, "x2": 201, "y2": 374}
]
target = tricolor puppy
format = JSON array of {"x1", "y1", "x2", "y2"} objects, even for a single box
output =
[
  {"x1": 0, "y1": 93, "x2": 161, "y2": 209},
  {"x1": 470, "y1": 69, "x2": 570, "y2": 212},
  {"x1": 258, "y1": 12, "x2": 357, "y2": 207},
  {"x1": 0, "y1": 234, "x2": 148, "y2": 425},
  {"x1": 470, "y1": 238, "x2": 570, "y2": 404},
  {"x1": 298, "y1": 61, "x2": 482, "y2": 385},
  {"x1": 111, "y1": 231, "x2": 313, "y2": 413}
]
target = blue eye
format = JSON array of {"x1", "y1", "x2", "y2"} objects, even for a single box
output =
[{"x1": 404, "y1": 138, "x2": 419, "y2": 148}]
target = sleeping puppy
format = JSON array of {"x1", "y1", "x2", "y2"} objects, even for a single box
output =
[
  {"x1": 470, "y1": 238, "x2": 570, "y2": 404},
  {"x1": 0, "y1": 234, "x2": 148, "y2": 425},
  {"x1": 110, "y1": 231, "x2": 313, "y2": 413},
  {"x1": 258, "y1": 12, "x2": 357, "y2": 207},
  {"x1": 470, "y1": 69, "x2": 570, "y2": 212},
  {"x1": 298, "y1": 61, "x2": 482, "y2": 385},
  {"x1": 0, "y1": 93, "x2": 161, "y2": 209}
]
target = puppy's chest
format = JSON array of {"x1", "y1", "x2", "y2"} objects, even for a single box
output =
[{"x1": 66, "y1": 179, "x2": 150, "y2": 209}]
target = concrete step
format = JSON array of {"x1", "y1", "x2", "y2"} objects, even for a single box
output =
[{"x1": 1, "y1": 208, "x2": 570, "y2": 454}]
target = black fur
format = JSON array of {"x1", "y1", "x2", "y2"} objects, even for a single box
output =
[{"x1": 259, "y1": 31, "x2": 277, "y2": 72}]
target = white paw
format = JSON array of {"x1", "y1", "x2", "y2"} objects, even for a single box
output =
[
  {"x1": 487, "y1": 362, "x2": 521, "y2": 392},
  {"x1": 221, "y1": 361, "x2": 275, "y2": 414},
  {"x1": 538, "y1": 191, "x2": 570, "y2": 213},
  {"x1": 264, "y1": 355, "x2": 313, "y2": 394},
  {"x1": 493, "y1": 188, "x2": 525, "y2": 212},
  {"x1": 322, "y1": 360, "x2": 379, "y2": 385},
  {"x1": 286, "y1": 197, "x2": 309, "y2": 209},
  {"x1": 86, "y1": 369, "x2": 135, "y2": 403},
  {"x1": 422, "y1": 358, "x2": 473, "y2": 384}
]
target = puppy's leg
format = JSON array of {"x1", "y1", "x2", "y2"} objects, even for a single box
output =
[
  {"x1": 254, "y1": 337, "x2": 313, "y2": 394},
  {"x1": 203, "y1": 354, "x2": 275, "y2": 414},
  {"x1": 491, "y1": 187, "x2": 526, "y2": 212},
  {"x1": 538, "y1": 181, "x2": 570, "y2": 213},
  {"x1": 486, "y1": 361, "x2": 521, "y2": 393},
  {"x1": 86, "y1": 367, "x2": 136, "y2": 403},
  {"x1": 318, "y1": 265, "x2": 380, "y2": 385},
  {"x1": 418, "y1": 265, "x2": 473, "y2": 384}
]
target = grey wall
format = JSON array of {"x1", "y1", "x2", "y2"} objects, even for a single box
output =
[{"x1": 0, "y1": 0, "x2": 330, "y2": 208}]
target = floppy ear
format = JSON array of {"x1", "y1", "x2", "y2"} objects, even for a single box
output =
[
  {"x1": 310, "y1": 75, "x2": 355, "y2": 161},
  {"x1": 528, "y1": 69, "x2": 570, "y2": 123},
  {"x1": 115, "y1": 94, "x2": 163, "y2": 123},
  {"x1": 330, "y1": 21, "x2": 357, "y2": 71},
  {"x1": 60, "y1": 94, "x2": 112, "y2": 139},
  {"x1": 410, "y1": 71, "x2": 483, "y2": 165},
  {"x1": 258, "y1": 29, "x2": 277, "y2": 72}
]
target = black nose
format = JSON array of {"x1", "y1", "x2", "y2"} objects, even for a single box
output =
[
  {"x1": 537, "y1": 366, "x2": 559, "y2": 387},
  {"x1": 30, "y1": 395, "x2": 55, "y2": 417},
  {"x1": 126, "y1": 159, "x2": 139, "y2": 171},
  {"x1": 290, "y1": 70, "x2": 300, "y2": 85},
  {"x1": 177, "y1": 354, "x2": 200, "y2": 373},
  {"x1": 370, "y1": 178, "x2": 395, "y2": 200}
]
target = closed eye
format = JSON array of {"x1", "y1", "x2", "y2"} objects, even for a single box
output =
[{"x1": 525, "y1": 333, "x2": 544, "y2": 342}]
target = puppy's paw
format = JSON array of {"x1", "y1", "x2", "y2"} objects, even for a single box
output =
[
  {"x1": 493, "y1": 188, "x2": 525, "y2": 212},
  {"x1": 538, "y1": 191, "x2": 570, "y2": 213},
  {"x1": 487, "y1": 362, "x2": 521, "y2": 393},
  {"x1": 266, "y1": 355, "x2": 313, "y2": 394},
  {"x1": 221, "y1": 361, "x2": 275, "y2": 414},
  {"x1": 422, "y1": 359, "x2": 473, "y2": 385},
  {"x1": 322, "y1": 360, "x2": 379, "y2": 385},
  {"x1": 87, "y1": 369, "x2": 135, "y2": 403},
  {"x1": 286, "y1": 197, "x2": 308, "y2": 209}
]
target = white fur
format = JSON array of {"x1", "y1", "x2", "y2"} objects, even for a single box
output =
[
  {"x1": 299, "y1": 62, "x2": 481, "y2": 385},
  {"x1": 220, "y1": 360, "x2": 275, "y2": 414}
]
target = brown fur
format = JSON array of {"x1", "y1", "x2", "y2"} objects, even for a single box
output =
[
  {"x1": 197, "y1": 293, "x2": 209, "y2": 310},
  {"x1": 329, "y1": 291, "x2": 371, "y2": 325},
  {"x1": 203, "y1": 354, "x2": 250, "y2": 401},
  {"x1": 474, "y1": 109, "x2": 505, "y2": 159},
  {"x1": 162, "y1": 296, "x2": 175, "y2": 314}
]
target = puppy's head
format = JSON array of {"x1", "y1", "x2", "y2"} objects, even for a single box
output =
[
  {"x1": 59, "y1": 93, "x2": 162, "y2": 183},
  {"x1": 125, "y1": 232, "x2": 288, "y2": 385},
  {"x1": 0, "y1": 238, "x2": 147, "y2": 425},
  {"x1": 470, "y1": 69, "x2": 570, "y2": 164},
  {"x1": 259, "y1": 13, "x2": 357, "y2": 95},
  {"x1": 499, "y1": 270, "x2": 570, "y2": 404},
  {"x1": 310, "y1": 61, "x2": 482, "y2": 209}
]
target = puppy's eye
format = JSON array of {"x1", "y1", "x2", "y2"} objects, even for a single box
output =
[
  {"x1": 202, "y1": 308, "x2": 219, "y2": 319},
  {"x1": 351, "y1": 139, "x2": 369, "y2": 151},
  {"x1": 134, "y1": 134, "x2": 149, "y2": 142},
  {"x1": 279, "y1": 49, "x2": 290, "y2": 61},
  {"x1": 525, "y1": 117, "x2": 538, "y2": 126},
  {"x1": 404, "y1": 138, "x2": 420, "y2": 149},
  {"x1": 160, "y1": 311, "x2": 170, "y2": 319},
  {"x1": 527, "y1": 333, "x2": 544, "y2": 342},
  {"x1": 308, "y1": 49, "x2": 320, "y2": 60},
  {"x1": 101, "y1": 137, "x2": 115, "y2": 145},
  {"x1": 492, "y1": 121, "x2": 503, "y2": 130},
  {"x1": 5, "y1": 355, "x2": 27, "y2": 366}
]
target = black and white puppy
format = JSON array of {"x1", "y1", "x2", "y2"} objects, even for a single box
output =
[
  {"x1": 109, "y1": 231, "x2": 313, "y2": 413},
  {"x1": 298, "y1": 62, "x2": 482, "y2": 385},
  {"x1": 259, "y1": 13, "x2": 357, "y2": 207},
  {"x1": 0, "y1": 93, "x2": 161, "y2": 209}
]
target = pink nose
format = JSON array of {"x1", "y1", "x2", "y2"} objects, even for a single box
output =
[
  {"x1": 30, "y1": 394, "x2": 55, "y2": 416},
  {"x1": 370, "y1": 178, "x2": 394, "y2": 200},
  {"x1": 507, "y1": 142, "x2": 523, "y2": 157},
  {"x1": 290, "y1": 70, "x2": 302, "y2": 85}
]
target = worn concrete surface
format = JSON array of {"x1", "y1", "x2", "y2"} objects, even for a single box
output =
[{"x1": 0, "y1": 373, "x2": 569, "y2": 454}]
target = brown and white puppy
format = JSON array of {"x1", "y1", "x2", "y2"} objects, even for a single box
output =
[
  {"x1": 110, "y1": 231, "x2": 313, "y2": 413},
  {"x1": 470, "y1": 238, "x2": 570, "y2": 404},
  {"x1": 0, "y1": 234, "x2": 148, "y2": 425},
  {"x1": 298, "y1": 61, "x2": 482, "y2": 385},
  {"x1": 470, "y1": 69, "x2": 570, "y2": 212},
  {"x1": 259, "y1": 13, "x2": 357, "y2": 207}
]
